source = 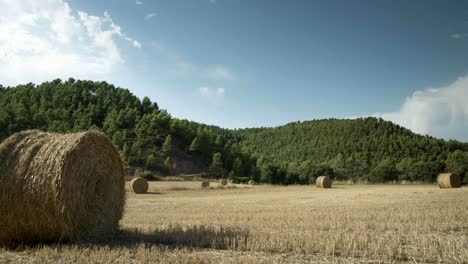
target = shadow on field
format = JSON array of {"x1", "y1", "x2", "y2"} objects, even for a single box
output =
[
  {"x1": 113, "y1": 225, "x2": 250, "y2": 250},
  {"x1": 145, "y1": 191, "x2": 163, "y2": 195},
  {"x1": 3, "y1": 225, "x2": 250, "y2": 251}
]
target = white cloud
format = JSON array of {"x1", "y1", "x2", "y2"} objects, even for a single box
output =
[
  {"x1": 451, "y1": 33, "x2": 468, "y2": 39},
  {"x1": 147, "y1": 41, "x2": 235, "y2": 81},
  {"x1": 145, "y1": 13, "x2": 157, "y2": 20},
  {"x1": 374, "y1": 74, "x2": 468, "y2": 141},
  {"x1": 206, "y1": 65, "x2": 234, "y2": 80},
  {"x1": 136, "y1": 0, "x2": 143, "y2": 5},
  {"x1": 200, "y1": 86, "x2": 225, "y2": 97},
  {"x1": 199, "y1": 87, "x2": 225, "y2": 105},
  {"x1": 0, "y1": 0, "x2": 140, "y2": 86}
]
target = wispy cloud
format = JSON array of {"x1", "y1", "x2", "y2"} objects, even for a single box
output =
[
  {"x1": 136, "y1": 0, "x2": 143, "y2": 5},
  {"x1": 206, "y1": 65, "x2": 235, "y2": 81},
  {"x1": 209, "y1": 0, "x2": 217, "y2": 3},
  {"x1": 200, "y1": 86, "x2": 225, "y2": 97},
  {"x1": 451, "y1": 33, "x2": 468, "y2": 39},
  {"x1": 373, "y1": 74, "x2": 468, "y2": 141},
  {"x1": 149, "y1": 42, "x2": 236, "y2": 95},
  {"x1": 0, "y1": 0, "x2": 140, "y2": 86},
  {"x1": 145, "y1": 13, "x2": 157, "y2": 20},
  {"x1": 199, "y1": 87, "x2": 225, "y2": 105}
]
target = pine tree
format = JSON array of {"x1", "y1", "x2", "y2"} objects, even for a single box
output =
[
  {"x1": 208, "y1": 152, "x2": 225, "y2": 177},
  {"x1": 445, "y1": 150, "x2": 468, "y2": 183},
  {"x1": 146, "y1": 153, "x2": 157, "y2": 169},
  {"x1": 162, "y1": 134, "x2": 172, "y2": 157},
  {"x1": 163, "y1": 156, "x2": 171, "y2": 173},
  {"x1": 232, "y1": 158, "x2": 244, "y2": 177},
  {"x1": 189, "y1": 137, "x2": 200, "y2": 153}
]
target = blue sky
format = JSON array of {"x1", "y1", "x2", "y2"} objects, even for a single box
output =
[{"x1": 1, "y1": 0, "x2": 468, "y2": 141}]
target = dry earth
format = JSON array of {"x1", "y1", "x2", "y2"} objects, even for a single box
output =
[{"x1": 1, "y1": 182, "x2": 467, "y2": 263}]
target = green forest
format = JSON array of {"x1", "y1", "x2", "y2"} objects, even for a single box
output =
[
  {"x1": 234, "y1": 119, "x2": 468, "y2": 183},
  {"x1": 1, "y1": 79, "x2": 468, "y2": 184}
]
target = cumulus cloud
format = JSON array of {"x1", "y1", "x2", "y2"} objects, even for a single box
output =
[
  {"x1": 145, "y1": 13, "x2": 157, "y2": 20},
  {"x1": 0, "y1": 0, "x2": 140, "y2": 86},
  {"x1": 375, "y1": 75, "x2": 468, "y2": 141}
]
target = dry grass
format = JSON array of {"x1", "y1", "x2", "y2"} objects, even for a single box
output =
[
  {"x1": 1, "y1": 183, "x2": 468, "y2": 263},
  {"x1": 148, "y1": 181, "x2": 250, "y2": 192}
]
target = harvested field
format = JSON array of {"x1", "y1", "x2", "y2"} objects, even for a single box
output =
[{"x1": 1, "y1": 183, "x2": 467, "y2": 263}]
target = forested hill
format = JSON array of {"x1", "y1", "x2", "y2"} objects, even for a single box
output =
[
  {"x1": 0, "y1": 79, "x2": 254, "y2": 178},
  {"x1": 234, "y1": 118, "x2": 468, "y2": 183},
  {"x1": 1, "y1": 79, "x2": 468, "y2": 184}
]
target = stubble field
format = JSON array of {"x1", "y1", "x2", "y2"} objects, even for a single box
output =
[{"x1": 1, "y1": 182, "x2": 467, "y2": 263}]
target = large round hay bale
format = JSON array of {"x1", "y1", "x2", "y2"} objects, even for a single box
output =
[
  {"x1": 128, "y1": 177, "x2": 149, "y2": 194},
  {"x1": 0, "y1": 130, "x2": 125, "y2": 244},
  {"x1": 219, "y1": 179, "x2": 228, "y2": 186},
  {"x1": 437, "y1": 173, "x2": 462, "y2": 189},
  {"x1": 316, "y1": 176, "x2": 332, "y2": 188},
  {"x1": 248, "y1": 180, "x2": 256, "y2": 185},
  {"x1": 201, "y1": 181, "x2": 210, "y2": 188}
]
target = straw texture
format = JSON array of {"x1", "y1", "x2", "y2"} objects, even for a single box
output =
[
  {"x1": 0, "y1": 130, "x2": 125, "y2": 243},
  {"x1": 437, "y1": 173, "x2": 462, "y2": 189},
  {"x1": 219, "y1": 179, "x2": 228, "y2": 186},
  {"x1": 201, "y1": 181, "x2": 210, "y2": 188},
  {"x1": 128, "y1": 177, "x2": 148, "y2": 194},
  {"x1": 316, "y1": 176, "x2": 332, "y2": 188}
]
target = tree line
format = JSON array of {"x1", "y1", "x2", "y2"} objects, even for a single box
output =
[
  {"x1": 0, "y1": 79, "x2": 255, "y2": 180},
  {"x1": 234, "y1": 118, "x2": 468, "y2": 184},
  {"x1": 1, "y1": 79, "x2": 467, "y2": 184}
]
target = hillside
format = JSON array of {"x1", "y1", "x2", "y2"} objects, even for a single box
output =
[
  {"x1": 1, "y1": 79, "x2": 467, "y2": 184},
  {"x1": 234, "y1": 118, "x2": 468, "y2": 183},
  {"x1": 0, "y1": 79, "x2": 253, "y2": 178}
]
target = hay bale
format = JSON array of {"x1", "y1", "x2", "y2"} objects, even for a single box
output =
[
  {"x1": 125, "y1": 176, "x2": 136, "y2": 181},
  {"x1": 201, "y1": 181, "x2": 210, "y2": 188},
  {"x1": 128, "y1": 177, "x2": 149, "y2": 194},
  {"x1": 437, "y1": 173, "x2": 462, "y2": 189},
  {"x1": 219, "y1": 179, "x2": 228, "y2": 186},
  {"x1": 248, "y1": 180, "x2": 256, "y2": 185},
  {"x1": 0, "y1": 130, "x2": 125, "y2": 244},
  {"x1": 316, "y1": 176, "x2": 332, "y2": 188}
]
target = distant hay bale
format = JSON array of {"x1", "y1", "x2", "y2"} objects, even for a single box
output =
[
  {"x1": 220, "y1": 179, "x2": 228, "y2": 186},
  {"x1": 128, "y1": 177, "x2": 149, "y2": 194},
  {"x1": 437, "y1": 173, "x2": 462, "y2": 189},
  {"x1": 201, "y1": 181, "x2": 210, "y2": 188},
  {"x1": 316, "y1": 176, "x2": 332, "y2": 188},
  {"x1": 248, "y1": 180, "x2": 256, "y2": 185},
  {"x1": 0, "y1": 130, "x2": 125, "y2": 244}
]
